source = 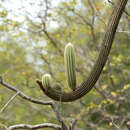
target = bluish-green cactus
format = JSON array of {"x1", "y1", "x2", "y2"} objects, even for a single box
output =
[
  {"x1": 64, "y1": 43, "x2": 76, "y2": 91},
  {"x1": 42, "y1": 74, "x2": 51, "y2": 90}
]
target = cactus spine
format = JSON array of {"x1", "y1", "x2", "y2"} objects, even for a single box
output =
[
  {"x1": 42, "y1": 74, "x2": 51, "y2": 90},
  {"x1": 64, "y1": 43, "x2": 76, "y2": 91}
]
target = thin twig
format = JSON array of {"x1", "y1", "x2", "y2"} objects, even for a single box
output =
[
  {"x1": 0, "y1": 92, "x2": 19, "y2": 114},
  {"x1": 9, "y1": 123, "x2": 61, "y2": 130},
  {"x1": 69, "y1": 119, "x2": 77, "y2": 130},
  {"x1": 111, "y1": 117, "x2": 121, "y2": 130},
  {"x1": 0, "y1": 76, "x2": 53, "y2": 105},
  {"x1": 94, "y1": 85, "x2": 108, "y2": 99},
  {"x1": 117, "y1": 31, "x2": 130, "y2": 35}
]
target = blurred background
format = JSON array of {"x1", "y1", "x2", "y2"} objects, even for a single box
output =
[{"x1": 0, "y1": 0, "x2": 130, "y2": 129}]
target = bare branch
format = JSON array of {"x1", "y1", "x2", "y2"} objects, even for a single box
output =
[
  {"x1": 107, "y1": 0, "x2": 130, "y2": 16},
  {"x1": 111, "y1": 117, "x2": 121, "y2": 130},
  {"x1": 87, "y1": 0, "x2": 95, "y2": 25},
  {"x1": 9, "y1": 123, "x2": 61, "y2": 130},
  {"x1": 92, "y1": 1, "x2": 107, "y2": 26},
  {"x1": 42, "y1": 29, "x2": 63, "y2": 56},
  {"x1": 0, "y1": 92, "x2": 19, "y2": 114},
  {"x1": 43, "y1": 0, "x2": 50, "y2": 22},
  {"x1": 69, "y1": 119, "x2": 77, "y2": 130},
  {"x1": 72, "y1": 9, "x2": 99, "y2": 51},
  {"x1": 107, "y1": 0, "x2": 114, "y2": 5},
  {"x1": 0, "y1": 76, "x2": 67, "y2": 128},
  {"x1": 0, "y1": 76, "x2": 53, "y2": 105},
  {"x1": 0, "y1": 123, "x2": 8, "y2": 130},
  {"x1": 73, "y1": 11, "x2": 92, "y2": 27},
  {"x1": 94, "y1": 85, "x2": 108, "y2": 99},
  {"x1": 50, "y1": 102, "x2": 65, "y2": 126},
  {"x1": 117, "y1": 31, "x2": 130, "y2": 35}
]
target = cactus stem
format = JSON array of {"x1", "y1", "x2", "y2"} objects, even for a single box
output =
[{"x1": 64, "y1": 43, "x2": 76, "y2": 91}]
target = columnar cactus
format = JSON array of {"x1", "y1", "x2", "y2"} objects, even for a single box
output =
[
  {"x1": 64, "y1": 43, "x2": 76, "y2": 91},
  {"x1": 42, "y1": 74, "x2": 51, "y2": 90}
]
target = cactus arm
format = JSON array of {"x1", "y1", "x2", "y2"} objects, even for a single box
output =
[
  {"x1": 36, "y1": 0, "x2": 128, "y2": 102},
  {"x1": 42, "y1": 74, "x2": 51, "y2": 90},
  {"x1": 64, "y1": 43, "x2": 76, "y2": 91}
]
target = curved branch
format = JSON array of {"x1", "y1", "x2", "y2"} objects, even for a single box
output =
[{"x1": 36, "y1": 0, "x2": 128, "y2": 102}]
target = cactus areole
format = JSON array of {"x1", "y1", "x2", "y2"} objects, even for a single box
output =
[
  {"x1": 64, "y1": 43, "x2": 76, "y2": 91},
  {"x1": 36, "y1": 0, "x2": 128, "y2": 102}
]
